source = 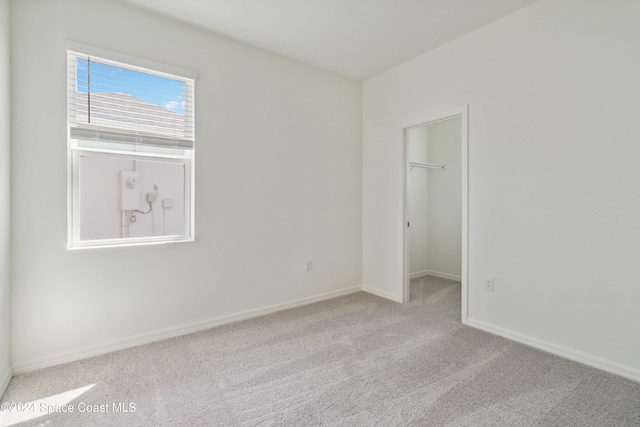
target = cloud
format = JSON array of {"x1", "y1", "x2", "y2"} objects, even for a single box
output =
[{"x1": 164, "y1": 100, "x2": 181, "y2": 112}]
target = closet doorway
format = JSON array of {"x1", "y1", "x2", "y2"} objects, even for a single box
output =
[{"x1": 403, "y1": 107, "x2": 468, "y2": 323}]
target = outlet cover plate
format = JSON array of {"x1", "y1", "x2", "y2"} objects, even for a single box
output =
[{"x1": 484, "y1": 277, "x2": 494, "y2": 292}]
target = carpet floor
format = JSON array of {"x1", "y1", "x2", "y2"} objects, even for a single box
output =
[{"x1": 2, "y1": 276, "x2": 640, "y2": 426}]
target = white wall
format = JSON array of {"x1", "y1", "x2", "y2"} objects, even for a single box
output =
[
  {"x1": 427, "y1": 118, "x2": 461, "y2": 279},
  {"x1": 11, "y1": 0, "x2": 362, "y2": 371},
  {"x1": 363, "y1": 0, "x2": 640, "y2": 379},
  {"x1": 408, "y1": 126, "x2": 429, "y2": 275},
  {"x1": 0, "y1": 0, "x2": 11, "y2": 396}
]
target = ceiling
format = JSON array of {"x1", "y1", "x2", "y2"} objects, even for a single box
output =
[{"x1": 116, "y1": 0, "x2": 539, "y2": 81}]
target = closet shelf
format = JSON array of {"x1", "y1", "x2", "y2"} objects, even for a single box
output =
[{"x1": 409, "y1": 161, "x2": 446, "y2": 171}]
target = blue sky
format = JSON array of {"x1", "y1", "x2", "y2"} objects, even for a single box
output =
[{"x1": 76, "y1": 58, "x2": 186, "y2": 115}]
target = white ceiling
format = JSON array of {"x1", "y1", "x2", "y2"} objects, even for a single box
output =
[{"x1": 116, "y1": 0, "x2": 539, "y2": 81}]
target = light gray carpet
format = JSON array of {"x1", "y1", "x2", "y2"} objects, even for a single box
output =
[{"x1": 2, "y1": 276, "x2": 640, "y2": 426}]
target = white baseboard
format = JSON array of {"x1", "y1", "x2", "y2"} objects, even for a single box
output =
[
  {"x1": 409, "y1": 270, "x2": 430, "y2": 279},
  {"x1": 12, "y1": 286, "x2": 362, "y2": 374},
  {"x1": 362, "y1": 286, "x2": 403, "y2": 303},
  {"x1": 467, "y1": 318, "x2": 640, "y2": 383},
  {"x1": 410, "y1": 270, "x2": 461, "y2": 281},
  {"x1": 0, "y1": 365, "x2": 12, "y2": 398}
]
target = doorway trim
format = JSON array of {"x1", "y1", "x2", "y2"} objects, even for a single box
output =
[{"x1": 402, "y1": 105, "x2": 469, "y2": 324}]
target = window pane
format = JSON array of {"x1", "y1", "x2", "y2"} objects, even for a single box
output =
[
  {"x1": 72, "y1": 57, "x2": 192, "y2": 139},
  {"x1": 78, "y1": 155, "x2": 186, "y2": 241},
  {"x1": 68, "y1": 47, "x2": 195, "y2": 248}
]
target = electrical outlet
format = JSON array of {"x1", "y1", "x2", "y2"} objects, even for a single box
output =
[
  {"x1": 305, "y1": 259, "x2": 313, "y2": 272},
  {"x1": 147, "y1": 192, "x2": 157, "y2": 202},
  {"x1": 484, "y1": 276, "x2": 494, "y2": 292}
]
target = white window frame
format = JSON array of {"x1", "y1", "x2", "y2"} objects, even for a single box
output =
[{"x1": 66, "y1": 42, "x2": 196, "y2": 249}]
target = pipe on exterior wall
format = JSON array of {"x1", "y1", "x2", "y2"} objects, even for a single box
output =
[{"x1": 121, "y1": 210, "x2": 133, "y2": 238}]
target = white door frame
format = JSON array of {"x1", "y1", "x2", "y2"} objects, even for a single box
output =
[{"x1": 402, "y1": 105, "x2": 469, "y2": 324}]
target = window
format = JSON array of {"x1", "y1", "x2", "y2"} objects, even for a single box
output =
[{"x1": 67, "y1": 42, "x2": 196, "y2": 248}]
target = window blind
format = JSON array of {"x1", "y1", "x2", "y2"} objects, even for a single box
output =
[{"x1": 68, "y1": 51, "x2": 194, "y2": 149}]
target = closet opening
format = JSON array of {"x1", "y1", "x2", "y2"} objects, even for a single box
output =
[{"x1": 402, "y1": 107, "x2": 468, "y2": 323}]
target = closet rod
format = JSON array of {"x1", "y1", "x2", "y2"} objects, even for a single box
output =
[{"x1": 409, "y1": 161, "x2": 446, "y2": 171}]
